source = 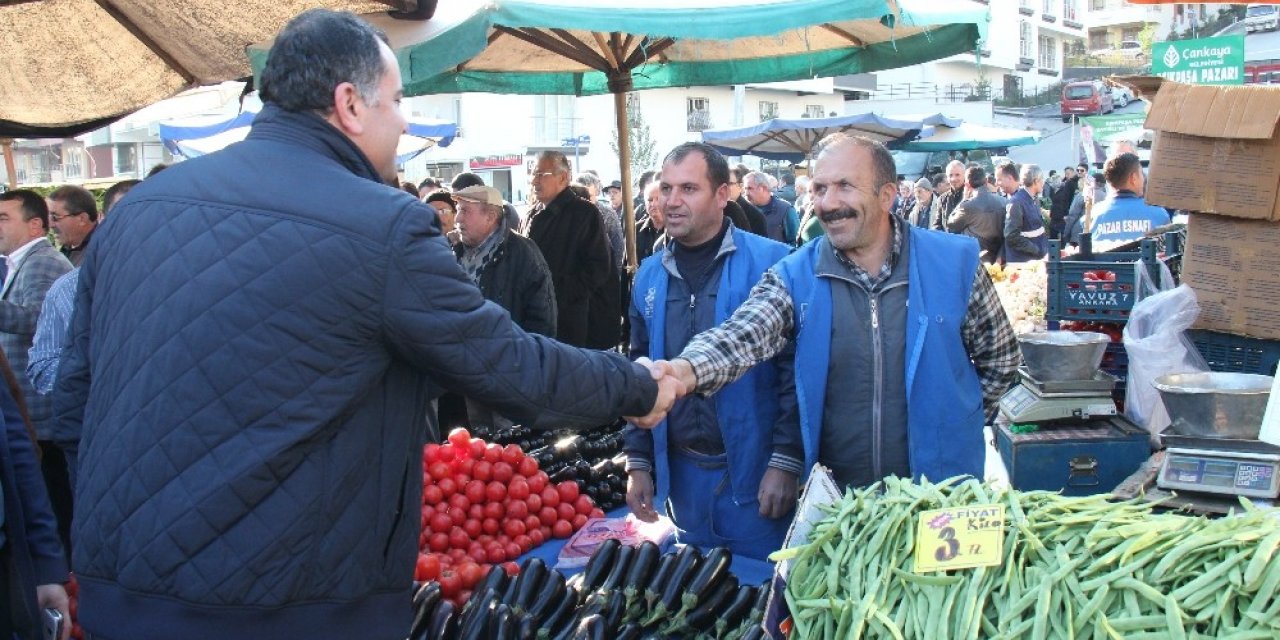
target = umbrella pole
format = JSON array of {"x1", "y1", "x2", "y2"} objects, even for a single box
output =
[
  {"x1": 614, "y1": 90, "x2": 638, "y2": 273},
  {"x1": 1, "y1": 139, "x2": 16, "y2": 190}
]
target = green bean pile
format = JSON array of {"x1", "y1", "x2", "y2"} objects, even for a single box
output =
[{"x1": 772, "y1": 476, "x2": 1280, "y2": 639}]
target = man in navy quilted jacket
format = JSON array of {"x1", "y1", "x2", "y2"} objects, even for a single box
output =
[{"x1": 52, "y1": 10, "x2": 681, "y2": 640}]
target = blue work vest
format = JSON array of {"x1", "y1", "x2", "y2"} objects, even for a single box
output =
[
  {"x1": 633, "y1": 227, "x2": 791, "y2": 504},
  {"x1": 774, "y1": 229, "x2": 987, "y2": 483}
]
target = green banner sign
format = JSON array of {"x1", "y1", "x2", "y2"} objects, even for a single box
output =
[
  {"x1": 1080, "y1": 114, "x2": 1147, "y2": 142},
  {"x1": 1151, "y1": 35, "x2": 1244, "y2": 85}
]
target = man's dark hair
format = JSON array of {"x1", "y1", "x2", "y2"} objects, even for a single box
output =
[
  {"x1": 733, "y1": 163, "x2": 751, "y2": 184},
  {"x1": 0, "y1": 189, "x2": 49, "y2": 228},
  {"x1": 1103, "y1": 153, "x2": 1142, "y2": 190},
  {"x1": 637, "y1": 169, "x2": 657, "y2": 192},
  {"x1": 102, "y1": 179, "x2": 141, "y2": 214},
  {"x1": 996, "y1": 161, "x2": 1019, "y2": 181},
  {"x1": 49, "y1": 185, "x2": 99, "y2": 222},
  {"x1": 815, "y1": 133, "x2": 897, "y2": 190},
  {"x1": 1048, "y1": 169, "x2": 1058, "y2": 178},
  {"x1": 451, "y1": 172, "x2": 485, "y2": 191},
  {"x1": 931, "y1": 174, "x2": 946, "y2": 189},
  {"x1": 1077, "y1": 163, "x2": 1089, "y2": 174},
  {"x1": 966, "y1": 166, "x2": 987, "y2": 189},
  {"x1": 568, "y1": 184, "x2": 591, "y2": 201},
  {"x1": 662, "y1": 142, "x2": 730, "y2": 189},
  {"x1": 400, "y1": 182, "x2": 420, "y2": 197},
  {"x1": 146, "y1": 163, "x2": 169, "y2": 178},
  {"x1": 418, "y1": 177, "x2": 441, "y2": 192},
  {"x1": 259, "y1": 10, "x2": 390, "y2": 114},
  {"x1": 782, "y1": 172, "x2": 796, "y2": 186},
  {"x1": 423, "y1": 189, "x2": 455, "y2": 211}
]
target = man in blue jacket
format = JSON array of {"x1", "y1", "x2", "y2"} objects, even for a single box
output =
[
  {"x1": 1003, "y1": 162, "x2": 1049, "y2": 263},
  {"x1": 744, "y1": 171, "x2": 800, "y2": 244},
  {"x1": 1, "y1": 349, "x2": 69, "y2": 640},
  {"x1": 1089, "y1": 153, "x2": 1170, "y2": 251},
  {"x1": 624, "y1": 143, "x2": 798, "y2": 561},
  {"x1": 642, "y1": 134, "x2": 1020, "y2": 490},
  {"x1": 51, "y1": 11, "x2": 681, "y2": 640}
]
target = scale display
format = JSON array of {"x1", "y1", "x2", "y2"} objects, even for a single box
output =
[
  {"x1": 999, "y1": 383, "x2": 1117, "y2": 423},
  {"x1": 1158, "y1": 448, "x2": 1280, "y2": 499}
]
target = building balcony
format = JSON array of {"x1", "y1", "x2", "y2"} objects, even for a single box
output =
[{"x1": 1086, "y1": 6, "x2": 1165, "y2": 29}]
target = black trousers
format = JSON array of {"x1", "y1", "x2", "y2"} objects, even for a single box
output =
[
  {"x1": 0, "y1": 543, "x2": 13, "y2": 640},
  {"x1": 38, "y1": 441, "x2": 73, "y2": 559}
]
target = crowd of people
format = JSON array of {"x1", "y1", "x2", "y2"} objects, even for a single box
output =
[{"x1": 0, "y1": 7, "x2": 1176, "y2": 640}]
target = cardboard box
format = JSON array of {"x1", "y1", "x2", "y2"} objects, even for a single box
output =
[
  {"x1": 1182, "y1": 213, "x2": 1280, "y2": 340},
  {"x1": 1144, "y1": 81, "x2": 1280, "y2": 221},
  {"x1": 763, "y1": 464, "x2": 841, "y2": 640}
]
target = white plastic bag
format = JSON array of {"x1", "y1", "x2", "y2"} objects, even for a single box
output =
[{"x1": 1123, "y1": 259, "x2": 1209, "y2": 445}]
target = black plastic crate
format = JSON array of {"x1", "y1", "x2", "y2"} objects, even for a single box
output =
[
  {"x1": 1046, "y1": 239, "x2": 1161, "y2": 323},
  {"x1": 1190, "y1": 329, "x2": 1280, "y2": 376}
]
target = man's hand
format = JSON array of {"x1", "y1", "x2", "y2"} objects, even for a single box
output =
[
  {"x1": 636, "y1": 357, "x2": 697, "y2": 395},
  {"x1": 758, "y1": 467, "x2": 799, "y2": 519},
  {"x1": 37, "y1": 583, "x2": 71, "y2": 640},
  {"x1": 626, "y1": 469, "x2": 660, "y2": 523},
  {"x1": 625, "y1": 357, "x2": 689, "y2": 429}
]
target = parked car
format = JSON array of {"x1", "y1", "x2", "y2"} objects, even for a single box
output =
[
  {"x1": 1246, "y1": 4, "x2": 1279, "y2": 34},
  {"x1": 1061, "y1": 80, "x2": 1115, "y2": 122},
  {"x1": 1112, "y1": 86, "x2": 1133, "y2": 108},
  {"x1": 891, "y1": 149, "x2": 998, "y2": 183}
]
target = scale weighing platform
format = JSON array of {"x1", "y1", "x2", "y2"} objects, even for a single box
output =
[
  {"x1": 999, "y1": 368, "x2": 1119, "y2": 424},
  {"x1": 1157, "y1": 434, "x2": 1280, "y2": 500}
]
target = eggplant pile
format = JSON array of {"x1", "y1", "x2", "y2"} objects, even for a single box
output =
[
  {"x1": 411, "y1": 544, "x2": 769, "y2": 640},
  {"x1": 516, "y1": 427, "x2": 628, "y2": 511}
]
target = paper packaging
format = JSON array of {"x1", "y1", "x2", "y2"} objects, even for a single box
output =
[
  {"x1": 1143, "y1": 81, "x2": 1280, "y2": 221},
  {"x1": 763, "y1": 464, "x2": 841, "y2": 640},
  {"x1": 1181, "y1": 213, "x2": 1280, "y2": 340}
]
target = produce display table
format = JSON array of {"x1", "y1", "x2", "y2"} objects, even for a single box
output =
[{"x1": 518, "y1": 507, "x2": 777, "y2": 585}]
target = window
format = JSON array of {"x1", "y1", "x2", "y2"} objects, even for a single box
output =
[
  {"x1": 687, "y1": 97, "x2": 711, "y2": 132},
  {"x1": 758, "y1": 101, "x2": 779, "y2": 122},
  {"x1": 1039, "y1": 35, "x2": 1058, "y2": 70},
  {"x1": 1042, "y1": 0, "x2": 1055, "y2": 17},
  {"x1": 1063, "y1": 0, "x2": 1077, "y2": 22},
  {"x1": 804, "y1": 104, "x2": 825, "y2": 119},
  {"x1": 1089, "y1": 30, "x2": 1108, "y2": 50},
  {"x1": 1020, "y1": 21, "x2": 1033, "y2": 59},
  {"x1": 63, "y1": 145, "x2": 83, "y2": 180},
  {"x1": 533, "y1": 95, "x2": 576, "y2": 145},
  {"x1": 116, "y1": 144, "x2": 137, "y2": 175},
  {"x1": 1089, "y1": 0, "x2": 1105, "y2": 9},
  {"x1": 1120, "y1": 26, "x2": 1141, "y2": 41}
]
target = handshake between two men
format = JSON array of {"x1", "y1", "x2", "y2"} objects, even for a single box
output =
[{"x1": 623, "y1": 357, "x2": 698, "y2": 429}]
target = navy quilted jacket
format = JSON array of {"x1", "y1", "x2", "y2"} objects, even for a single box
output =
[{"x1": 52, "y1": 106, "x2": 657, "y2": 640}]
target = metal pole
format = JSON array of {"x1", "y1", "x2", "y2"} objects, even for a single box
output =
[
  {"x1": 1, "y1": 139, "x2": 15, "y2": 189},
  {"x1": 614, "y1": 91, "x2": 637, "y2": 272}
]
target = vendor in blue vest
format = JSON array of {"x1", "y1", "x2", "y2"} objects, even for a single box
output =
[
  {"x1": 624, "y1": 143, "x2": 800, "y2": 560},
  {"x1": 640, "y1": 134, "x2": 1021, "y2": 490},
  {"x1": 1001, "y1": 161, "x2": 1050, "y2": 263},
  {"x1": 1088, "y1": 152, "x2": 1170, "y2": 251}
]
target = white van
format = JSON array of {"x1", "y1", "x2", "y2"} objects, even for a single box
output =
[{"x1": 1246, "y1": 4, "x2": 1279, "y2": 34}]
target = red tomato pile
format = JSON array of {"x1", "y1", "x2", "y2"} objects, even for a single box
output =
[
  {"x1": 415, "y1": 428, "x2": 604, "y2": 605},
  {"x1": 1058, "y1": 321, "x2": 1124, "y2": 343}
]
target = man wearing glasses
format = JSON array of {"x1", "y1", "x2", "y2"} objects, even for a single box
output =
[
  {"x1": 728, "y1": 166, "x2": 767, "y2": 237},
  {"x1": 46, "y1": 186, "x2": 98, "y2": 267},
  {"x1": 643, "y1": 134, "x2": 1020, "y2": 490}
]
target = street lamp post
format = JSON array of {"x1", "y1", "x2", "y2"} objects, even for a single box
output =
[{"x1": 561, "y1": 134, "x2": 591, "y2": 173}]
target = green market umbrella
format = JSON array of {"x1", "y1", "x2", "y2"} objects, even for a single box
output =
[{"x1": 251, "y1": 0, "x2": 989, "y2": 267}]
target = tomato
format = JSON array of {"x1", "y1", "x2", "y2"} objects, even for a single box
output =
[
  {"x1": 525, "y1": 514, "x2": 542, "y2": 534},
  {"x1": 514, "y1": 534, "x2": 533, "y2": 554},
  {"x1": 483, "y1": 444, "x2": 503, "y2": 464},
  {"x1": 572, "y1": 513, "x2": 588, "y2": 530},
  {"x1": 483, "y1": 501, "x2": 505, "y2": 520},
  {"x1": 486, "y1": 546, "x2": 506, "y2": 564},
  {"x1": 482, "y1": 518, "x2": 500, "y2": 535},
  {"x1": 540, "y1": 526, "x2": 553, "y2": 540},
  {"x1": 456, "y1": 590, "x2": 472, "y2": 607},
  {"x1": 472, "y1": 461, "x2": 493, "y2": 482},
  {"x1": 427, "y1": 462, "x2": 451, "y2": 482},
  {"x1": 503, "y1": 561, "x2": 520, "y2": 577},
  {"x1": 538, "y1": 506, "x2": 559, "y2": 527},
  {"x1": 518, "y1": 456, "x2": 539, "y2": 477},
  {"x1": 428, "y1": 532, "x2": 450, "y2": 552},
  {"x1": 449, "y1": 526, "x2": 470, "y2": 550},
  {"x1": 423, "y1": 485, "x2": 444, "y2": 506},
  {"x1": 459, "y1": 561, "x2": 484, "y2": 589},
  {"x1": 492, "y1": 462, "x2": 514, "y2": 484},
  {"x1": 438, "y1": 443, "x2": 456, "y2": 462},
  {"x1": 507, "y1": 480, "x2": 530, "y2": 502},
  {"x1": 463, "y1": 518, "x2": 482, "y2": 538},
  {"x1": 485, "y1": 481, "x2": 507, "y2": 502},
  {"x1": 424, "y1": 443, "x2": 441, "y2": 462},
  {"x1": 503, "y1": 519, "x2": 526, "y2": 538},
  {"x1": 556, "y1": 481, "x2": 580, "y2": 503},
  {"x1": 574, "y1": 495, "x2": 595, "y2": 516},
  {"x1": 528, "y1": 471, "x2": 549, "y2": 494},
  {"x1": 430, "y1": 513, "x2": 453, "y2": 534},
  {"x1": 448, "y1": 493, "x2": 470, "y2": 512},
  {"x1": 528, "y1": 528, "x2": 546, "y2": 546},
  {"x1": 505, "y1": 499, "x2": 528, "y2": 520},
  {"x1": 556, "y1": 503, "x2": 576, "y2": 521},
  {"x1": 447, "y1": 548, "x2": 467, "y2": 563},
  {"x1": 437, "y1": 477, "x2": 458, "y2": 498},
  {"x1": 589, "y1": 508, "x2": 605, "y2": 520},
  {"x1": 450, "y1": 506, "x2": 469, "y2": 527},
  {"x1": 468, "y1": 439, "x2": 486, "y2": 460},
  {"x1": 447, "y1": 427, "x2": 471, "y2": 450},
  {"x1": 468, "y1": 545, "x2": 488, "y2": 564},
  {"x1": 540, "y1": 487, "x2": 561, "y2": 508},
  {"x1": 505, "y1": 541, "x2": 522, "y2": 559},
  {"x1": 552, "y1": 520, "x2": 573, "y2": 539},
  {"x1": 464, "y1": 480, "x2": 487, "y2": 504},
  {"x1": 467, "y1": 504, "x2": 484, "y2": 521},
  {"x1": 456, "y1": 458, "x2": 475, "y2": 478},
  {"x1": 438, "y1": 569, "x2": 461, "y2": 599},
  {"x1": 526, "y1": 494, "x2": 543, "y2": 513},
  {"x1": 415, "y1": 553, "x2": 439, "y2": 581}
]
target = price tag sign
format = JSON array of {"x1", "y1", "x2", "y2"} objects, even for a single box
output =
[{"x1": 913, "y1": 504, "x2": 1005, "y2": 573}]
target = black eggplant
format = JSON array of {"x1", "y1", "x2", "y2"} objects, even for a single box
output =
[
  {"x1": 475, "y1": 566, "x2": 510, "y2": 602},
  {"x1": 491, "y1": 603, "x2": 516, "y2": 639},
  {"x1": 527, "y1": 571, "x2": 567, "y2": 623},
  {"x1": 641, "y1": 552, "x2": 678, "y2": 612},
  {"x1": 740, "y1": 624, "x2": 765, "y2": 640},
  {"x1": 581, "y1": 539, "x2": 621, "y2": 592},
  {"x1": 683, "y1": 575, "x2": 739, "y2": 631},
  {"x1": 409, "y1": 582, "x2": 441, "y2": 639},
  {"x1": 425, "y1": 600, "x2": 457, "y2": 640},
  {"x1": 513, "y1": 558, "x2": 549, "y2": 612},
  {"x1": 615, "y1": 622, "x2": 643, "y2": 640},
  {"x1": 599, "y1": 544, "x2": 635, "y2": 592},
  {"x1": 714, "y1": 585, "x2": 758, "y2": 636},
  {"x1": 621, "y1": 541, "x2": 660, "y2": 601},
  {"x1": 655, "y1": 545, "x2": 702, "y2": 616},
  {"x1": 515, "y1": 612, "x2": 536, "y2": 640},
  {"x1": 459, "y1": 590, "x2": 499, "y2": 640},
  {"x1": 412, "y1": 580, "x2": 440, "y2": 609},
  {"x1": 570, "y1": 614, "x2": 607, "y2": 640},
  {"x1": 602, "y1": 589, "x2": 627, "y2": 630},
  {"x1": 680, "y1": 547, "x2": 732, "y2": 612},
  {"x1": 539, "y1": 579, "x2": 580, "y2": 636}
]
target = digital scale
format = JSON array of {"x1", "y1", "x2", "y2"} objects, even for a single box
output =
[
  {"x1": 1157, "y1": 434, "x2": 1280, "y2": 500},
  {"x1": 999, "y1": 367, "x2": 1119, "y2": 424}
]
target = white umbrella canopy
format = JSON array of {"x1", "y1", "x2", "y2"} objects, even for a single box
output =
[{"x1": 0, "y1": 0, "x2": 429, "y2": 138}]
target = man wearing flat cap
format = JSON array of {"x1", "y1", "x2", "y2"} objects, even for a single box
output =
[
  {"x1": 907, "y1": 177, "x2": 939, "y2": 229},
  {"x1": 452, "y1": 185, "x2": 558, "y2": 428}
]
